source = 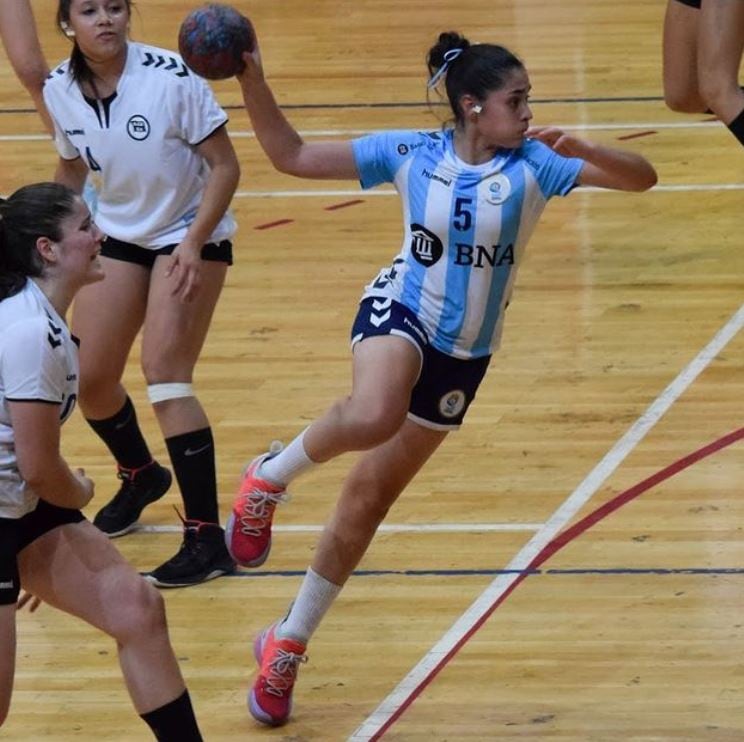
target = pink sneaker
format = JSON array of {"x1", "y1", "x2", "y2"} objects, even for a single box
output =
[
  {"x1": 225, "y1": 452, "x2": 287, "y2": 567},
  {"x1": 248, "y1": 623, "x2": 307, "y2": 726}
]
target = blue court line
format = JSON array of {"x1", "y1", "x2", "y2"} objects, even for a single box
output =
[{"x1": 180, "y1": 566, "x2": 744, "y2": 578}]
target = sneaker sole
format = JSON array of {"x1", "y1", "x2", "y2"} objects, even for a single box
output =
[
  {"x1": 225, "y1": 513, "x2": 272, "y2": 568},
  {"x1": 143, "y1": 565, "x2": 234, "y2": 589}
]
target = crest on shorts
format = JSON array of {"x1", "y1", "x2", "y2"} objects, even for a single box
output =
[{"x1": 439, "y1": 389, "x2": 466, "y2": 418}]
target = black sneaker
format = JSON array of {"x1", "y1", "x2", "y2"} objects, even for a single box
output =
[
  {"x1": 93, "y1": 462, "x2": 172, "y2": 537},
  {"x1": 145, "y1": 519, "x2": 236, "y2": 588}
]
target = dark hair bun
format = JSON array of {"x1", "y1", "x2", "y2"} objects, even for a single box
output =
[{"x1": 427, "y1": 31, "x2": 471, "y2": 72}]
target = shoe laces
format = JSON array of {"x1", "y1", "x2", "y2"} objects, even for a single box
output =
[
  {"x1": 263, "y1": 646, "x2": 307, "y2": 698},
  {"x1": 239, "y1": 489, "x2": 288, "y2": 535}
]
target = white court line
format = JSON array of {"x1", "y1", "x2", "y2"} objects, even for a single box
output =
[
  {"x1": 134, "y1": 522, "x2": 542, "y2": 534},
  {"x1": 350, "y1": 302, "x2": 744, "y2": 741},
  {"x1": 234, "y1": 183, "x2": 744, "y2": 199},
  {"x1": 0, "y1": 120, "x2": 722, "y2": 143}
]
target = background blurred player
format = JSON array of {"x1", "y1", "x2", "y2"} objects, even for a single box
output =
[{"x1": 662, "y1": 0, "x2": 744, "y2": 149}]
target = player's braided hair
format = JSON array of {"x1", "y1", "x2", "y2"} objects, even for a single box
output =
[
  {"x1": 0, "y1": 183, "x2": 77, "y2": 301},
  {"x1": 427, "y1": 31, "x2": 524, "y2": 126}
]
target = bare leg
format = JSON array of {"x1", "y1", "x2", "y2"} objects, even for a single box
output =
[
  {"x1": 313, "y1": 419, "x2": 448, "y2": 585},
  {"x1": 72, "y1": 257, "x2": 150, "y2": 420},
  {"x1": 0, "y1": 0, "x2": 53, "y2": 133},
  {"x1": 0, "y1": 604, "x2": 15, "y2": 726},
  {"x1": 141, "y1": 256, "x2": 227, "y2": 438},
  {"x1": 303, "y1": 336, "x2": 423, "y2": 462},
  {"x1": 18, "y1": 521, "x2": 185, "y2": 713},
  {"x1": 697, "y1": 0, "x2": 744, "y2": 124},
  {"x1": 662, "y1": 0, "x2": 707, "y2": 113}
]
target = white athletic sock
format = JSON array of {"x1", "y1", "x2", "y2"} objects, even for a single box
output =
[
  {"x1": 259, "y1": 428, "x2": 315, "y2": 486},
  {"x1": 278, "y1": 567, "x2": 342, "y2": 644}
]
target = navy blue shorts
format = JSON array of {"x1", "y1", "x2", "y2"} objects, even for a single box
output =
[
  {"x1": 0, "y1": 500, "x2": 85, "y2": 605},
  {"x1": 101, "y1": 236, "x2": 233, "y2": 267},
  {"x1": 673, "y1": 0, "x2": 700, "y2": 7},
  {"x1": 350, "y1": 297, "x2": 491, "y2": 430}
]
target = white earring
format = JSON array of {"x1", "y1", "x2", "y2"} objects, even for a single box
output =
[
  {"x1": 472, "y1": 104, "x2": 482, "y2": 114},
  {"x1": 61, "y1": 22, "x2": 75, "y2": 38}
]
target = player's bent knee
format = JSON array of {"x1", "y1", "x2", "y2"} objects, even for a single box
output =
[
  {"x1": 146, "y1": 382, "x2": 194, "y2": 405},
  {"x1": 108, "y1": 578, "x2": 167, "y2": 644}
]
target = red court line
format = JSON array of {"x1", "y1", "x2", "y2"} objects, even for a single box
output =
[
  {"x1": 324, "y1": 199, "x2": 365, "y2": 211},
  {"x1": 372, "y1": 425, "x2": 744, "y2": 740},
  {"x1": 254, "y1": 219, "x2": 294, "y2": 230},
  {"x1": 617, "y1": 130, "x2": 657, "y2": 141}
]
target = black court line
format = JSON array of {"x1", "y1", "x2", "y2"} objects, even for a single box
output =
[
  {"x1": 0, "y1": 95, "x2": 665, "y2": 116},
  {"x1": 147, "y1": 566, "x2": 744, "y2": 578}
]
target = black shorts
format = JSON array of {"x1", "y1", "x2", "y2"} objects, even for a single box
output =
[
  {"x1": 350, "y1": 297, "x2": 491, "y2": 430},
  {"x1": 0, "y1": 500, "x2": 85, "y2": 605},
  {"x1": 673, "y1": 0, "x2": 700, "y2": 8},
  {"x1": 101, "y1": 236, "x2": 233, "y2": 267}
]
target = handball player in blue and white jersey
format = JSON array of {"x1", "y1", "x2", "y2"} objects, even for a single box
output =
[
  {"x1": 42, "y1": 0, "x2": 241, "y2": 587},
  {"x1": 227, "y1": 30, "x2": 657, "y2": 725},
  {"x1": 0, "y1": 183, "x2": 203, "y2": 739}
]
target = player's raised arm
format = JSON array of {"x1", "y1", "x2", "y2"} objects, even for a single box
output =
[
  {"x1": 527, "y1": 126, "x2": 657, "y2": 192},
  {"x1": 235, "y1": 43, "x2": 358, "y2": 180}
]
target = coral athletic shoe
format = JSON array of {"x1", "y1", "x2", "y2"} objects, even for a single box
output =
[
  {"x1": 225, "y1": 448, "x2": 287, "y2": 567},
  {"x1": 249, "y1": 623, "x2": 307, "y2": 726}
]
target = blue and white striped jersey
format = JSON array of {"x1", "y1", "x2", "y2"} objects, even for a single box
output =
[{"x1": 352, "y1": 129, "x2": 583, "y2": 359}]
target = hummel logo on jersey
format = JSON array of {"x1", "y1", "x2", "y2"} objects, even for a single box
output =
[
  {"x1": 421, "y1": 168, "x2": 452, "y2": 187},
  {"x1": 142, "y1": 51, "x2": 189, "y2": 77},
  {"x1": 127, "y1": 115, "x2": 151, "y2": 141},
  {"x1": 65, "y1": 128, "x2": 85, "y2": 136},
  {"x1": 410, "y1": 224, "x2": 443, "y2": 267},
  {"x1": 455, "y1": 243, "x2": 515, "y2": 268}
]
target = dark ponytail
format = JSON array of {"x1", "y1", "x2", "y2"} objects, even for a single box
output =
[
  {"x1": 427, "y1": 31, "x2": 524, "y2": 125},
  {"x1": 0, "y1": 183, "x2": 78, "y2": 301}
]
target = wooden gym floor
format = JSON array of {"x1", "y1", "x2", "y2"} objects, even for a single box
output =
[{"x1": 1, "y1": 0, "x2": 743, "y2": 739}]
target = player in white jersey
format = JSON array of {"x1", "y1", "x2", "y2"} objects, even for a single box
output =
[
  {"x1": 0, "y1": 0, "x2": 53, "y2": 132},
  {"x1": 43, "y1": 0, "x2": 241, "y2": 587},
  {"x1": 663, "y1": 0, "x2": 744, "y2": 149},
  {"x1": 0, "y1": 182, "x2": 204, "y2": 739},
  {"x1": 225, "y1": 30, "x2": 657, "y2": 725}
]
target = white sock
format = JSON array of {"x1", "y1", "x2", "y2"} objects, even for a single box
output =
[
  {"x1": 278, "y1": 567, "x2": 342, "y2": 644},
  {"x1": 259, "y1": 428, "x2": 315, "y2": 486}
]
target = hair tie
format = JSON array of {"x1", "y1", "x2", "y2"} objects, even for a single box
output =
[{"x1": 427, "y1": 48, "x2": 464, "y2": 89}]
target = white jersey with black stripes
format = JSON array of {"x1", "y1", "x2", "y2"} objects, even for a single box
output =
[
  {"x1": 43, "y1": 41, "x2": 236, "y2": 248},
  {"x1": 0, "y1": 280, "x2": 79, "y2": 518}
]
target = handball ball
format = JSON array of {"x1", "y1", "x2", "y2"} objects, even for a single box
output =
[{"x1": 178, "y1": 4, "x2": 255, "y2": 80}]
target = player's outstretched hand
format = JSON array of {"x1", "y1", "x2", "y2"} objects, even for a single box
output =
[
  {"x1": 526, "y1": 126, "x2": 590, "y2": 158},
  {"x1": 236, "y1": 40, "x2": 263, "y2": 87}
]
